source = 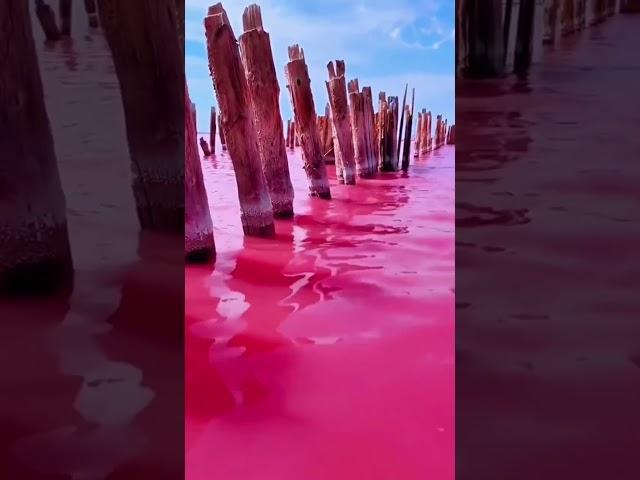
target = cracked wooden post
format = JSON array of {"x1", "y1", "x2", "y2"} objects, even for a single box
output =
[
  {"x1": 185, "y1": 83, "x2": 215, "y2": 262},
  {"x1": 560, "y1": 0, "x2": 575, "y2": 36},
  {"x1": 209, "y1": 106, "x2": 217, "y2": 154},
  {"x1": 419, "y1": 109, "x2": 429, "y2": 155},
  {"x1": 239, "y1": 4, "x2": 295, "y2": 218},
  {"x1": 514, "y1": 0, "x2": 536, "y2": 76},
  {"x1": 381, "y1": 95, "x2": 399, "y2": 171},
  {"x1": 286, "y1": 119, "x2": 292, "y2": 148},
  {"x1": 377, "y1": 92, "x2": 387, "y2": 169},
  {"x1": 191, "y1": 101, "x2": 197, "y2": 137},
  {"x1": 621, "y1": 0, "x2": 640, "y2": 13},
  {"x1": 396, "y1": 83, "x2": 408, "y2": 163},
  {"x1": 59, "y1": 0, "x2": 72, "y2": 36},
  {"x1": 199, "y1": 137, "x2": 211, "y2": 157},
  {"x1": 348, "y1": 79, "x2": 370, "y2": 178},
  {"x1": 285, "y1": 44, "x2": 331, "y2": 199},
  {"x1": 447, "y1": 124, "x2": 456, "y2": 144},
  {"x1": 294, "y1": 123, "x2": 300, "y2": 146},
  {"x1": 98, "y1": 0, "x2": 184, "y2": 231},
  {"x1": 217, "y1": 115, "x2": 226, "y2": 150},
  {"x1": 326, "y1": 60, "x2": 356, "y2": 184},
  {"x1": 316, "y1": 104, "x2": 335, "y2": 164},
  {"x1": 205, "y1": 3, "x2": 275, "y2": 235},
  {"x1": 84, "y1": 0, "x2": 99, "y2": 28},
  {"x1": 1, "y1": 0, "x2": 72, "y2": 292},
  {"x1": 401, "y1": 88, "x2": 415, "y2": 171},
  {"x1": 543, "y1": 0, "x2": 560, "y2": 45},
  {"x1": 35, "y1": 0, "x2": 61, "y2": 42},
  {"x1": 362, "y1": 86, "x2": 377, "y2": 176},
  {"x1": 414, "y1": 111, "x2": 422, "y2": 157},
  {"x1": 460, "y1": 0, "x2": 505, "y2": 77}
]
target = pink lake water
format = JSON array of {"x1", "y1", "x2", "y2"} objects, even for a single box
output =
[{"x1": 186, "y1": 141, "x2": 455, "y2": 479}]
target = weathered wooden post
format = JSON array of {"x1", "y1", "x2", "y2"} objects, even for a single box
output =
[
  {"x1": 191, "y1": 101, "x2": 197, "y2": 137},
  {"x1": 575, "y1": 0, "x2": 586, "y2": 30},
  {"x1": 285, "y1": 44, "x2": 331, "y2": 199},
  {"x1": 348, "y1": 79, "x2": 369, "y2": 177},
  {"x1": 460, "y1": 0, "x2": 505, "y2": 77},
  {"x1": 286, "y1": 119, "x2": 292, "y2": 148},
  {"x1": 199, "y1": 137, "x2": 211, "y2": 156},
  {"x1": 288, "y1": 121, "x2": 295, "y2": 148},
  {"x1": 1, "y1": 0, "x2": 72, "y2": 292},
  {"x1": 396, "y1": 83, "x2": 408, "y2": 162},
  {"x1": 239, "y1": 4, "x2": 295, "y2": 218},
  {"x1": 621, "y1": 0, "x2": 640, "y2": 13},
  {"x1": 377, "y1": 92, "x2": 387, "y2": 168},
  {"x1": 543, "y1": 0, "x2": 560, "y2": 44},
  {"x1": 59, "y1": 0, "x2": 73, "y2": 36},
  {"x1": 209, "y1": 106, "x2": 217, "y2": 154},
  {"x1": 414, "y1": 111, "x2": 422, "y2": 157},
  {"x1": 294, "y1": 123, "x2": 300, "y2": 147},
  {"x1": 326, "y1": 60, "x2": 356, "y2": 184},
  {"x1": 205, "y1": 3, "x2": 275, "y2": 235},
  {"x1": 98, "y1": 0, "x2": 184, "y2": 231},
  {"x1": 560, "y1": 0, "x2": 575, "y2": 36},
  {"x1": 447, "y1": 124, "x2": 456, "y2": 145},
  {"x1": 514, "y1": 0, "x2": 536, "y2": 76},
  {"x1": 419, "y1": 109, "x2": 429, "y2": 155},
  {"x1": 84, "y1": 0, "x2": 99, "y2": 28},
  {"x1": 35, "y1": 0, "x2": 61, "y2": 42},
  {"x1": 316, "y1": 104, "x2": 335, "y2": 163},
  {"x1": 381, "y1": 95, "x2": 399, "y2": 171},
  {"x1": 362, "y1": 86, "x2": 377, "y2": 176},
  {"x1": 185, "y1": 83, "x2": 215, "y2": 262},
  {"x1": 401, "y1": 88, "x2": 415, "y2": 171},
  {"x1": 217, "y1": 115, "x2": 227, "y2": 150}
]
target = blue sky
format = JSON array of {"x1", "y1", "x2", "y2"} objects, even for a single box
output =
[{"x1": 185, "y1": 0, "x2": 454, "y2": 132}]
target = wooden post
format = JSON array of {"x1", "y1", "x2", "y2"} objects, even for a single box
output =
[
  {"x1": 401, "y1": 88, "x2": 415, "y2": 171},
  {"x1": 361, "y1": 86, "x2": 377, "y2": 176},
  {"x1": 98, "y1": 0, "x2": 184, "y2": 231},
  {"x1": 381, "y1": 95, "x2": 398, "y2": 171},
  {"x1": 84, "y1": 0, "x2": 99, "y2": 28},
  {"x1": 294, "y1": 123, "x2": 300, "y2": 146},
  {"x1": 414, "y1": 111, "x2": 422, "y2": 157},
  {"x1": 543, "y1": 0, "x2": 560, "y2": 45},
  {"x1": 561, "y1": 0, "x2": 576, "y2": 36},
  {"x1": 316, "y1": 104, "x2": 335, "y2": 164},
  {"x1": 621, "y1": 0, "x2": 640, "y2": 13},
  {"x1": 419, "y1": 109, "x2": 429, "y2": 155},
  {"x1": 185, "y1": 83, "x2": 215, "y2": 262},
  {"x1": 205, "y1": 3, "x2": 275, "y2": 235},
  {"x1": 199, "y1": 137, "x2": 211, "y2": 156},
  {"x1": 1, "y1": 0, "x2": 73, "y2": 292},
  {"x1": 209, "y1": 106, "x2": 217, "y2": 154},
  {"x1": 217, "y1": 115, "x2": 227, "y2": 150},
  {"x1": 376, "y1": 92, "x2": 386, "y2": 169},
  {"x1": 286, "y1": 119, "x2": 291, "y2": 148},
  {"x1": 514, "y1": 0, "x2": 536, "y2": 76},
  {"x1": 59, "y1": 0, "x2": 72, "y2": 36},
  {"x1": 348, "y1": 79, "x2": 369, "y2": 178},
  {"x1": 326, "y1": 60, "x2": 356, "y2": 184},
  {"x1": 35, "y1": 0, "x2": 61, "y2": 42},
  {"x1": 396, "y1": 83, "x2": 408, "y2": 162},
  {"x1": 460, "y1": 0, "x2": 505, "y2": 77},
  {"x1": 191, "y1": 101, "x2": 197, "y2": 137},
  {"x1": 285, "y1": 44, "x2": 331, "y2": 199},
  {"x1": 447, "y1": 124, "x2": 456, "y2": 144},
  {"x1": 239, "y1": 4, "x2": 295, "y2": 218}
]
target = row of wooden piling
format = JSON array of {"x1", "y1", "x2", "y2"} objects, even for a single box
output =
[
  {"x1": 35, "y1": 0, "x2": 100, "y2": 42},
  {"x1": 196, "y1": 2, "x2": 453, "y2": 229},
  {"x1": 192, "y1": 2, "x2": 453, "y2": 259},
  {"x1": 2, "y1": 0, "x2": 187, "y2": 292},
  {"x1": 457, "y1": 0, "x2": 637, "y2": 78}
]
